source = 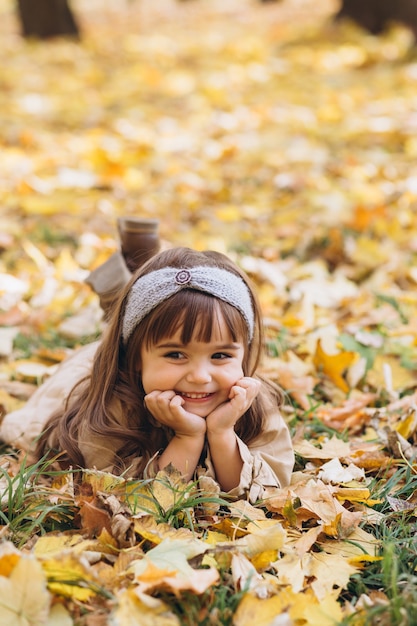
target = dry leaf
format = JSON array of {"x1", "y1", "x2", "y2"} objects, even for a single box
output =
[
  {"x1": 0, "y1": 543, "x2": 50, "y2": 625},
  {"x1": 313, "y1": 340, "x2": 358, "y2": 393}
]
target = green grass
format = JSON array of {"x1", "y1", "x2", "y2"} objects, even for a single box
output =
[
  {"x1": 341, "y1": 463, "x2": 417, "y2": 625},
  {"x1": 0, "y1": 453, "x2": 76, "y2": 548},
  {"x1": 12, "y1": 329, "x2": 101, "y2": 359}
]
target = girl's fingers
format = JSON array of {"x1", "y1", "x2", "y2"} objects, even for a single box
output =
[
  {"x1": 229, "y1": 384, "x2": 245, "y2": 400},
  {"x1": 146, "y1": 390, "x2": 175, "y2": 404},
  {"x1": 170, "y1": 394, "x2": 184, "y2": 409}
]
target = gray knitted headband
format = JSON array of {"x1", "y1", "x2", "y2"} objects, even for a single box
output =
[{"x1": 122, "y1": 266, "x2": 254, "y2": 343}]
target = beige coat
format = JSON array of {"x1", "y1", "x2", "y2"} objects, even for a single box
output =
[{"x1": 0, "y1": 342, "x2": 294, "y2": 502}]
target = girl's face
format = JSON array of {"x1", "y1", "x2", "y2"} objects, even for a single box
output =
[{"x1": 140, "y1": 312, "x2": 245, "y2": 417}]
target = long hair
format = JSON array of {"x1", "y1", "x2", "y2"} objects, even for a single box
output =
[{"x1": 35, "y1": 247, "x2": 283, "y2": 475}]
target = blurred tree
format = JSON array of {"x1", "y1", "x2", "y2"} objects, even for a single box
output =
[
  {"x1": 17, "y1": 0, "x2": 80, "y2": 39},
  {"x1": 335, "y1": 0, "x2": 417, "y2": 38}
]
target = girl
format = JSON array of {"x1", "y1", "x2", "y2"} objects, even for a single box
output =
[{"x1": 4, "y1": 247, "x2": 294, "y2": 501}]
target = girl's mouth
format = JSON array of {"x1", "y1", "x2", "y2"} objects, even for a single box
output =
[{"x1": 178, "y1": 391, "x2": 213, "y2": 400}]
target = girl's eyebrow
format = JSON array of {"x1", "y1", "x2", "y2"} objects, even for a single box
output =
[
  {"x1": 156, "y1": 342, "x2": 183, "y2": 349},
  {"x1": 156, "y1": 341, "x2": 242, "y2": 350}
]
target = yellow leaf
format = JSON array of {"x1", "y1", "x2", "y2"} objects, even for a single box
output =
[
  {"x1": 81, "y1": 468, "x2": 126, "y2": 494},
  {"x1": 125, "y1": 465, "x2": 193, "y2": 518},
  {"x1": 124, "y1": 482, "x2": 160, "y2": 516},
  {"x1": 0, "y1": 550, "x2": 20, "y2": 578},
  {"x1": 131, "y1": 538, "x2": 218, "y2": 595},
  {"x1": 235, "y1": 584, "x2": 344, "y2": 626},
  {"x1": 236, "y1": 521, "x2": 286, "y2": 558},
  {"x1": 296, "y1": 590, "x2": 344, "y2": 626},
  {"x1": 335, "y1": 486, "x2": 383, "y2": 505},
  {"x1": 320, "y1": 526, "x2": 380, "y2": 558},
  {"x1": 150, "y1": 465, "x2": 192, "y2": 513},
  {"x1": 233, "y1": 589, "x2": 295, "y2": 626},
  {"x1": 250, "y1": 550, "x2": 279, "y2": 570},
  {"x1": 293, "y1": 434, "x2": 351, "y2": 459},
  {"x1": 282, "y1": 497, "x2": 298, "y2": 525},
  {"x1": 34, "y1": 534, "x2": 91, "y2": 557},
  {"x1": 133, "y1": 516, "x2": 196, "y2": 545},
  {"x1": 367, "y1": 354, "x2": 417, "y2": 392},
  {"x1": 294, "y1": 525, "x2": 323, "y2": 558},
  {"x1": 0, "y1": 544, "x2": 50, "y2": 625},
  {"x1": 47, "y1": 603, "x2": 73, "y2": 626},
  {"x1": 313, "y1": 339, "x2": 358, "y2": 392},
  {"x1": 204, "y1": 530, "x2": 229, "y2": 545},
  {"x1": 228, "y1": 499, "x2": 266, "y2": 521},
  {"x1": 21, "y1": 240, "x2": 50, "y2": 271},
  {"x1": 231, "y1": 553, "x2": 263, "y2": 591},
  {"x1": 214, "y1": 205, "x2": 241, "y2": 223},
  {"x1": 21, "y1": 197, "x2": 62, "y2": 216},
  {"x1": 310, "y1": 552, "x2": 359, "y2": 599},
  {"x1": 35, "y1": 533, "x2": 117, "y2": 560},
  {"x1": 348, "y1": 555, "x2": 383, "y2": 567},
  {"x1": 395, "y1": 410, "x2": 417, "y2": 439},
  {"x1": 113, "y1": 588, "x2": 180, "y2": 626},
  {"x1": 322, "y1": 512, "x2": 343, "y2": 538},
  {"x1": 40, "y1": 553, "x2": 98, "y2": 601}
]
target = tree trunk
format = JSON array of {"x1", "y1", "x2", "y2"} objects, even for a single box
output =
[
  {"x1": 17, "y1": 0, "x2": 80, "y2": 39},
  {"x1": 336, "y1": 0, "x2": 417, "y2": 38}
]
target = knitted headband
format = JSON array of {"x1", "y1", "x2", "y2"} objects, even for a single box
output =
[{"x1": 122, "y1": 266, "x2": 255, "y2": 344}]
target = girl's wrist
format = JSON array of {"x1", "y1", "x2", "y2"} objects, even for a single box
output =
[
  {"x1": 174, "y1": 431, "x2": 205, "y2": 443},
  {"x1": 206, "y1": 427, "x2": 236, "y2": 442}
]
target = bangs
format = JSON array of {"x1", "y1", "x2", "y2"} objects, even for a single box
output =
[{"x1": 142, "y1": 290, "x2": 249, "y2": 348}]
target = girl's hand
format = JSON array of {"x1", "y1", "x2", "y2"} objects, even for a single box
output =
[
  {"x1": 144, "y1": 390, "x2": 206, "y2": 438},
  {"x1": 206, "y1": 377, "x2": 261, "y2": 435}
]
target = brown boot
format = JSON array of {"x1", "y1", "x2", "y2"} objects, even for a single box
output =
[
  {"x1": 117, "y1": 217, "x2": 160, "y2": 272},
  {"x1": 85, "y1": 217, "x2": 160, "y2": 318},
  {"x1": 85, "y1": 252, "x2": 132, "y2": 319}
]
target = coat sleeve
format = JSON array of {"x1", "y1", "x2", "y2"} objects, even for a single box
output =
[
  {"x1": 0, "y1": 341, "x2": 99, "y2": 451},
  {"x1": 202, "y1": 410, "x2": 294, "y2": 503}
]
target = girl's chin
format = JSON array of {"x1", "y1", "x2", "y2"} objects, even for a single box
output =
[{"x1": 182, "y1": 400, "x2": 221, "y2": 417}]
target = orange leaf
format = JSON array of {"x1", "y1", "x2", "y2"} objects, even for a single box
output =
[{"x1": 313, "y1": 339, "x2": 358, "y2": 392}]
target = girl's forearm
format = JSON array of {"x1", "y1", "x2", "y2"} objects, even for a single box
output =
[
  {"x1": 207, "y1": 430, "x2": 243, "y2": 492},
  {"x1": 158, "y1": 434, "x2": 205, "y2": 481}
]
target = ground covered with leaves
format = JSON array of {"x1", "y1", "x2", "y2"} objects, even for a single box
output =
[{"x1": 1, "y1": 0, "x2": 417, "y2": 624}]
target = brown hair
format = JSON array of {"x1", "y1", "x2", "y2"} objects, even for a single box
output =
[{"x1": 35, "y1": 247, "x2": 283, "y2": 475}]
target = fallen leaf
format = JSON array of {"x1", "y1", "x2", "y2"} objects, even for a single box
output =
[
  {"x1": 313, "y1": 340, "x2": 358, "y2": 393},
  {"x1": 293, "y1": 435, "x2": 351, "y2": 460},
  {"x1": 0, "y1": 543, "x2": 50, "y2": 625},
  {"x1": 113, "y1": 588, "x2": 180, "y2": 626}
]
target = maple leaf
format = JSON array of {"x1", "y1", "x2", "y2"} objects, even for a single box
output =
[
  {"x1": 235, "y1": 520, "x2": 286, "y2": 558},
  {"x1": 313, "y1": 339, "x2": 358, "y2": 393},
  {"x1": 131, "y1": 538, "x2": 218, "y2": 596},
  {"x1": 233, "y1": 587, "x2": 344, "y2": 626}
]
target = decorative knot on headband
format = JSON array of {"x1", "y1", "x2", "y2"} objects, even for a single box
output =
[{"x1": 122, "y1": 265, "x2": 254, "y2": 343}]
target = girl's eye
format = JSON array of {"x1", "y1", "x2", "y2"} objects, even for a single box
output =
[
  {"x1": 212, "y1": 352, "x2": 232, "y2": 360},
  {"x1": 164, "y1": 351, "x2": 184, "y2": 359}
]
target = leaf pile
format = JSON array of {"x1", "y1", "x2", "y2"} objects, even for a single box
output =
[{"x1": 1, "y1": 0, "x2": 417, "y2": 623}]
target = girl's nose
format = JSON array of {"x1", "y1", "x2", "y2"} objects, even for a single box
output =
[{"x1": 185, "y1": 361, "x2": 212, "y2": 384}]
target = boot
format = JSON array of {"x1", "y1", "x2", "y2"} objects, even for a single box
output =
[
  {"x1": 85, "y1": 217, "x2": 160, "y2": 318},
  {"x1": 117, "y1": 217, "x2": 160, "y2": 272}
]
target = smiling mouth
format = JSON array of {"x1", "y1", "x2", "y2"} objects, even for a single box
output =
[{"x1": 178, "y1": 392, "x2": 213, "y2": 400}]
